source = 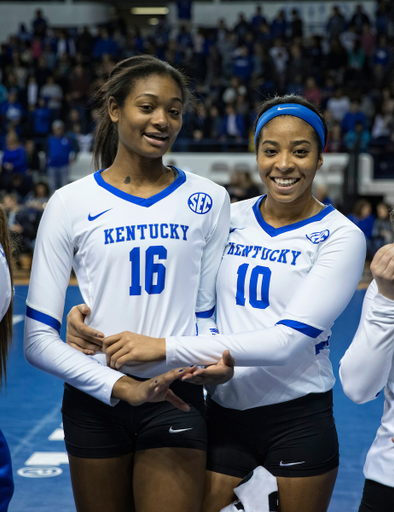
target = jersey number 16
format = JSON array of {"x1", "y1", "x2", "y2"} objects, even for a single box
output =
[{"x1": 129, "y1": 246, "x2": 167, "y2": 295}]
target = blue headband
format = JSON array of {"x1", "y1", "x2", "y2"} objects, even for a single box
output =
[{"x1": 254, "y1": 103, "x2": 326, "y2": 149}]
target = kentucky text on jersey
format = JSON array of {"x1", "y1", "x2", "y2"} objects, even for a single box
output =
[
  {"x1": 104, "y1": 223, "x2": 190, "y2": 245},
  {"x1": 227, "y1": 242, "x2": 302, "y2": 265}
]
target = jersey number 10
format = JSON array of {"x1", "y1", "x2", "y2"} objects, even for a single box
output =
[
  {"x1": 129, "y1": 246, "x2": 167, "y2": 295},
  {"x1": 236, "y1": 263, "x2": 271, "y2": 309}
]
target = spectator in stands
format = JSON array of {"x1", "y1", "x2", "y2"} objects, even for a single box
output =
[
  {"x1": 360, "y1": 23, "x2": 376, "y2": 57},
  {"x1": 32, "y1": 97, "x2": 51, "y2": 137},
  {"x1": 40, "y1": 75, "x2": 63, "y2": 122},
  {"x1": 251, "y1": 5, "x2": 266, "y2": 33},
  {"x1": 25, "y1": 75, "x2": 38, "y2": 108},
  {"x1": 270, "y1": 9, "x2": 287, "y2": 40},
  {"x1": 324, "y1": 122, "x2": 345, "y2": 153},
  {"x1": 341, "y1": 100, "x2": 367, "y2": 134},
  {"x1": 371, "y1": 102, "x2": 393, "y2": 142},
  {"x1": 350, "y1": 4, "x2": 371, "y2": 33},
  {"x1": 93, "y1": 28, "x2": 118, "y2": 60},
  {"x1": 269, "y1": 38, "x2": 288, "y2": 83},
  {"x1": 76, "y1": 26, "x2": 94, "y2": 57},
  {"x1": 348, "y1": 199, "x2": 375, "y2": 258},
  {"x1": 290, "y1": 9, "x2": 303, "y2": 39},
  {"x1": 327, "y1": 6, "x2": 347, "y2": 40},
  {"x1": 303, "y1": 77, "x2": 321, "y2": 108},
  {"x1": 348, "y1": 39, "x2": 366, "y2": 78},
  {"x1": 31, "y1": 9, "x2": 47, "y2": 40},
  {"x1": 375, "y1": 1, "x2": 389, "y2": 36},
  {"x1": 372, "y1": 201, "x2": 394, "y2": 255},
  {"x1": 225, "y1": 170, "x2": 257, "y2": 202},
  {"x1": 1, "y1": 131, "x2": 27, "y2": 176},
  {"x1": 345, "y1": 120, "x2": 371, "y2": 153},
  {"x1": 2, "y1": 192, "x2": 37, "y2": 254},
  {"x1": 176, "y1": 0, "x2": 193, "y2": 28},
  {"x1": 55, "y1": 30, "x2": 76, "y2": 59},
  {"x1": 24, "y1": 181, "x2": 50, "y2": 210},
  {"x1": 220, "y1": 103, "x2": 245, "y2": 144},
  {"x1": 233, "y1": 13, "x2": 250, "y2": 44},
  {"x1": 25, "y1": 139, "x2": 41, "y2": 172},
  {"x1": 373, "y1": 35, "x2": 390, "y2": 71},
  {"x1": 46, "y1": 120, "x2": 74, "y2": 193},
  {"x1": 0, "y1": 90, "x2": 24, "y2": 136},
  {"x1": 233, "y1": 45, "x2": 253, "y2": 83},
  {"x1": 340, "y1": 25, "x2": 358, "y2": 53},
  {"x1": 0, "y1": 131, "x2": 32, "y2": 199}
]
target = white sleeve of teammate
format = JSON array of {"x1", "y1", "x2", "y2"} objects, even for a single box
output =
[
  {"x1": 0, "y1": 246, "x2": 12, "y2": 321},
  {"x1": 167, "y1": 225, "x2": 366, "y2": 367},
  {"x1": 195, "y1": 190, "x2": 230, "y2": 336},
  {"x1": 24, "y1": 192, "x2": 124, "y2": 405},
  {"x1": 339, "y1": 280, "x2": 394, "y2": 404}
]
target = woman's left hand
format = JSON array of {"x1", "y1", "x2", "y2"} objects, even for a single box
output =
[
  {"x1": 103, "y1": 332, "x2": 166, "y2": 369},
  {"x1": 370, "y1": 243, "x2": 394, "y2": 301},
  {"x1": 180, "y1": 350, "x2": 235, "y2": 385}
]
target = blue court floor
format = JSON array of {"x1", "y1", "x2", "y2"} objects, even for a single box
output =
[{"x1": 0, "y1": 285, "x2": 384, "y2": 511}]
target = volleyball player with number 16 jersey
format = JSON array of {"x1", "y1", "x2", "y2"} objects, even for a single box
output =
[{"x1": 24, "y1": 56, "x2": 231, "y2": 512}]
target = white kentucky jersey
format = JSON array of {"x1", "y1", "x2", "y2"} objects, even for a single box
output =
[
  {"x1": 167, "y1": 196, "x2": 366, "y2": 409},
  {"x1": 24, "y1": 168, "x2": 230, "y2": 405},
  {"x1": 0, "y1": 243, "x2": 11, "y2": 322},
  {"x1": 340, "y1": 280, "x2": 394, "y2": 488}
]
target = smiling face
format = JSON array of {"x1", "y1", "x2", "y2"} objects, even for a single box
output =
[
  {"x1": 256, "y1": 115, "x2": 323, "y2": 208},
  {"x1": 109, "y1": 74, "x2": 183, "y2": 161}
]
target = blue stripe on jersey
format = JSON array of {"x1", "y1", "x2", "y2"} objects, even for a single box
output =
[
  {"x1": 26, "y1": 306, "x2": 61, "y2": 334},
  {"x1": 276, "y1": 319, "x2": 323, "y2": 338},
  {"x1": 253, "y1": 196, "x2": 335, "y2": 237},
  {"x1": 195, "y1": 306, "x2": 215, "y2": 318},
  {"x1": 93, "y1": 167, "x2": 186, "y2": 207}
]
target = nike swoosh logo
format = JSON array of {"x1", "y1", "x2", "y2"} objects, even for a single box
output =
[
  {"x1": 279, "y1": 460, "x2": 306, "y2": 467},
  {"x1": 230, "y1": 227, "x2": 245, "y2": 233},
  {"x1": 277, "y1": 107, "x2": 298, "y2": 111},
  {"x1": 88, "y1": 208, "x2": 113, "y2": 221},
  {"x1": 169, "y1": 427, "x2": 193, "y2": 434}
]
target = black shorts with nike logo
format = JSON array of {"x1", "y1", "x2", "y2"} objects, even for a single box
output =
[
  {"x1": 206, "y1": 390, "x2": 339, "y2": 478},
  {"x1": 62, "y1": 378, "x2": 207, "y2": 458}
]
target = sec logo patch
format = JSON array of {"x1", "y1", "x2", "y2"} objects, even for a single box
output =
[{"x1": 188, "y1": 193, "x2": 213, "y2": 214}]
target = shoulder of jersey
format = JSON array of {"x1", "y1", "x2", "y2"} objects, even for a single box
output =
[
  {"x1": 326, "y1": 207, "x2": 366, "y2": 235},
  {"x1": 230, "y1": 196, "x2": 260, "y2": 215},
  {"x1": 54, "y1": 173, "x2": 96, "y2": 198},
  {"x1": 183, "y1": 170, "x2": 227, "y2": 194}
]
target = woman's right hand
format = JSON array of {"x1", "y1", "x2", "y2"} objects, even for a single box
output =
[
  {"x1": 112, "y1": 366, "x2": 197, "y2": 411},
  {"x1": 66, "y1": 304, "x2": 104, "y2": 355}
]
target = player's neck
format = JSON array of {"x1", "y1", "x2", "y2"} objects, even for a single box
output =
[
  {"x1": 102, "y1": 153, "x2": 176, "y2": 199},
  {"x1": 261, "y1": 195, "x2": 324, "y2": 228}
]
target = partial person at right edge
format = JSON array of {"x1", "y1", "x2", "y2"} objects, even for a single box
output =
[
  {"x1": 339, "y1": 240, "x2": 394, "y2": 512},
  {"x1": 0, "y1": 205, "x2": 15, "y2": 512}
]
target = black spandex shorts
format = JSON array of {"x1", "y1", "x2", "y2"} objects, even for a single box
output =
[
  {"x1": 358, "y1": 479, "x2": 394, "y2": 512},
  {"x1": 206, "y1": 390, "x2": 339, "y2": 479},
  {"x1": 62, "y1": 378, "x2": 207, "y2": 459}
]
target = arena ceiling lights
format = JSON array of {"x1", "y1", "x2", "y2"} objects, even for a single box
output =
[{"x1": 130, "y1": 7, "x2": 169, "y2": 15}]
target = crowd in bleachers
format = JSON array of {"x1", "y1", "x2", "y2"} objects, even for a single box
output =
[{"x1": 1, "y1": 1, "x2": 394, "y2": 259}]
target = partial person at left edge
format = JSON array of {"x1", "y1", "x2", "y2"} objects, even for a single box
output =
[{"x1": 0, "y1": 205, "x2": 15, "y2": 512}]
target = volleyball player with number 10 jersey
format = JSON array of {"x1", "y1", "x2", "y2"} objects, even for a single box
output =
[
  {"x1": 90, "y1": 96, "x2": 366, "y2": 512},
  {"x1": 24, "y1": 56, "x2": 232, "y2": 512}
]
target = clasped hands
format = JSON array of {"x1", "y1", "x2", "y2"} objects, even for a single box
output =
[{"x1": 66, "y1": 304, "x2": 234, "y2": 386}]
